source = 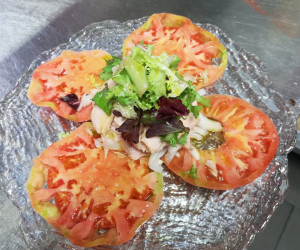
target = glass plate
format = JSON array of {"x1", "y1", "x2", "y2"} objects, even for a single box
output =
[{"x1": 0, "y1": 17, "x2": 297, "y2": 250}]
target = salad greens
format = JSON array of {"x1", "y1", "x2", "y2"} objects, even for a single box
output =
[
  {"x1": 161, "y1": 131, "x2": 189, "y2": 147},
  {"x1": 179, "y1": 85, "x2": 210, "y2": 118},
  {"x1": 183, "y1": 164, "x2": 198, "y2": 180},
  {"x1": 92, "y1": 85, "x2": 114, "y2": 115},
  {"x1": 100, "y1": 56, "x2": 121, "y2": 81},
  {"x1": 92, "y1": 43, "x2": 210, "y2": 146}
]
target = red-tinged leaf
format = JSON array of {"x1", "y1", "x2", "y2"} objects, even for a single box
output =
[
  {"x1": 157, "y1": 97, "x2": 189, "y2": 120},
  {"x1": 117, "y1": 119, "x2": 140, "y2": 144},
  {"x1": 59, "y1": 94, "x2": 80, "y2": 110},
  {"x1": 146, "y1": 117, "x2": 188, "y2": 138}
]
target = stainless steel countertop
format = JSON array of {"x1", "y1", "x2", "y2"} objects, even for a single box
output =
[{"x1": 0, "y1": 0, "x2": 299, "y2": 249}]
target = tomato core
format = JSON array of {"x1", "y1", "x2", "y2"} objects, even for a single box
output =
[{"x1": 191, "y1": 131, "x2": 225, "y2": 150}]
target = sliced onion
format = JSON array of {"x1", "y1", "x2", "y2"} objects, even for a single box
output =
[
  {"x1": 197, "y1": 88, "x2": 207, "y2": 96},
  {"x1": 94, "y1": 138, "x2": 102, "y2": 148},
  {"x1": 183, "y1": 73, "x2": 196, "y2": 82},
  {"x1": 91, "y1": 105, "x2": 114, "y2": 134},
  {"x1": 94, "y1": 135, "x2": 121, "y2": 159},
  {"x1": 164, "y1": 144, "x2": 182, "y2": 164},
  {"x1": 189, "y1": 147, "x2": 200, "y2": 161},
  {"x1": 190, "y1": 126, "x2": 209, "y2": 141},
  {"x1": 198, "y1": 113, "x2": 222, "y2": 132},
  {"x1": 102, "y1": 137, "x2": 121, "y2": 151},
  {"x1": 206, "y1": 160, "x2": 218, "y2": 177},
  {"x1": 148, "y1": 148, "x2": 168, "y2": 173}
]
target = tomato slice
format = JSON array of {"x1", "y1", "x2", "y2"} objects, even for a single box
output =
[
  {"x1": 27, "y1": 50, "x2": 112, "y2": 122},
  {"x1": 122, "y1": 13, "x2": 227, "y2": 89},
  {"x1": 26, "y1": 123, "x2": 163, "y2": 247},
  {"x1": 163, "y1": 95, "x2": 279, "y2": 190}
]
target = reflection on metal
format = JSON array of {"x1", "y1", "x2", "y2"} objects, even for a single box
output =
[{"x1": 245, "y1": 0, "x2": 300, "y2": 38}]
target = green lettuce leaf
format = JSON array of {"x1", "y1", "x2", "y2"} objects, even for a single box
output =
[
  {"x1": 161, "y1": 131, "x2": 189, "y2": 147},
  {"x1": 92, "y1": 85, "x2": 114, "y2": 115},
  {"x1": 100, "y1": 56, "x2": 121, "y2": 81},
  {"x1": 178, "y1": 85, "x2": 210, "y2": 118},
  {"x1": 131, "y1": 46, "x2": 188, "y2": 97}
]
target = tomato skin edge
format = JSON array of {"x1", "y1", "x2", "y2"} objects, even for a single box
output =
[
  {"x1": 163, "y1": 95, "x2": 279, "y2": 190},
  {"x1": 165, "y1": 147, "x2": 278, "y2": 190},
  {"x1": 26, "y1": 123, "x2": 164, "y2": 247},
  {"x1": 27, "y1": 157, "x2": 61, "y2": 225},
  {"x1": 27, "y1": 50, "x2": 112, "y2": 122},
  {"x1": 68, "y1": 172, "x2": 164, "y2": 247},
  {"x1": 27, "y1": 169, "x2": 164, "y2": 247},
  {"x1": 122, "y1": 13, "x2": 228, "y2": 89}
]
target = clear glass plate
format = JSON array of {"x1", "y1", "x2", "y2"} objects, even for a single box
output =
[{"x1": 0, "y1": 17, "x2": 297, "y2": 249}]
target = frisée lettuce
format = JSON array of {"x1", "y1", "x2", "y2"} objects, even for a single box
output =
[{"x1": 92, "y1": 43, "x2": 210, "y2": 147}]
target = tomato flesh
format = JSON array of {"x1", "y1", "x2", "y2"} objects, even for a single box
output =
[
  {"x1": 27, "y1": 123, "x2": 163, "y2": 247},
  {"x1": 54, "y1": 191, "x2": 72, "y2": 214},
  {"x1": 27, "y1": 50, "x2": 112, "y2": 122},
  {"x1": 122, "y1": 13, "x2": 227, "y2": 89},
  {"x1": 163, "y1": 95, "x2": 279, "y2": 190}
]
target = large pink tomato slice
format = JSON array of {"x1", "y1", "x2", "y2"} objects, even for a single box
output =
[
  {"x1": 27, "y1": 50, "x2": 111, "y2": 122},
  {"x1": 163, "y1": 95, "x2": 279, "y2": 190},
  {"x1": 27, "y1": 123, "x2": 163, "y2": 247},
  {"x1": 122, "y1": 13, "x2": 227, "y2": 89}
]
